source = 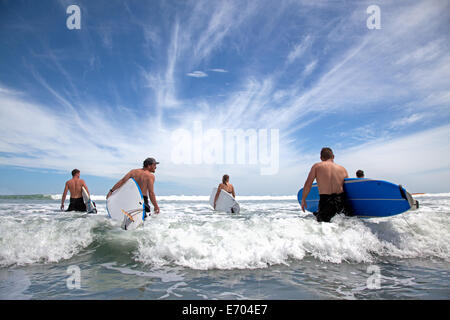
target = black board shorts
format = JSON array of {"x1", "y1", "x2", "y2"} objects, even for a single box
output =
[
  {"x1": 314, "y1": 192, "x2": 352, "y2": 222},
  {"x1": 66, "y1": 197, "x2": 87, "y2": 212},
  {"x1": 143, "y1": 196, "x2": 151, "y2": 218}
]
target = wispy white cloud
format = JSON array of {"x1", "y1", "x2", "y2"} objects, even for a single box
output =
[
  {"x1": 302, "y1": 59, "x2": 317, "y2": 77},
  {"x1": 0, "y1": 87, "x2": 22, "y2": 96},
  {"x1": 0, "y1": 87, "x2": 171, "y2": 178},
  {"x1": 141, "y1": 21, "x2": 181, "y2": 113},
  {"x1": 389, "y1": 113, "x2": 427, "y2": 129},
  {"x1": 189, "y1": 1, "x2": 259, "y2": 65},
  {"x1": 256, "y1": 1, "x2": 449, "y2": 134},
  {"x1": 280, "y1": 124, "x2": 450, "y2": 194},
  {"x1": 209, "y1": 68, "x2": 228, "y2": 73},
  {"x1": 287, "y1": 35, "x2": 312, "y2": 65},
  {"x1": 394, "y1": 39, "x2": 444, "y2": 66},
  {"x1": 338, "y1": 124, "x2": 450, "y2": 192},
  {"x1": 186, "y1": 71, "x2": 208, "y2": 78},
  {"x1": 1, "y1": 0, "x2": 449, "y2": 194}
]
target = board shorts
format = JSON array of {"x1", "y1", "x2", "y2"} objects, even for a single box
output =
[
  {"x1": 67, "y1": 197, "x2": 87, "y2": 212},
  {"x1": 143, "y1": 196, "x2": 151, "y2": 218},
  {"x1": 314, "y1": 192, "x2": 352, "y2": 222}
]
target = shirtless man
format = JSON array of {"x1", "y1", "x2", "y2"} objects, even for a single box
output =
[
  {"x1": 61, "y1": 169, "x2": 90, "y2": 212},
  {"x1": 106, "y1": 157, "x2": 160, "y2": 216},
  {"x1": 301, "y1": 147, "x2": 350, "y2": 222},
  {"x1": 213, "y1": 174, "x2": 236, "y2": 210}
]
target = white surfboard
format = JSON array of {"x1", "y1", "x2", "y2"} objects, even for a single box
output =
[
  {"x1": 106, "y1": 178, "x2": 146, "y2": 230},
  {"x1": 81, "y1": 186, "x2": 97, "y2": 214},
  {"x1": 209, "y1": 187, "x2": 240, "y2": 214}
]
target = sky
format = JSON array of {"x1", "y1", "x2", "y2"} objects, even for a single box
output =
[{"x1": 0, "y1": 0, "x2": 449, "y2": 195}]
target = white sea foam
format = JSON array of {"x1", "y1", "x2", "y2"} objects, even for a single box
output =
[
  {"x1": 412, "y1": 193, "x2": 450, "y2": 198},
  {"x1": 157, "y1": 195, "x2": 297, "y2": 201},
  {"x1": 50, "y1": 194, "x2": 106, "y2": 201},
  {"x1": 9, "y1": 192, "x2": 450, "y2": 202},
  {"x1": 134, "y1": 198, "x2": 450, "y2": 270},
  {"x1": 135, "y1": 214, "x2": 377, "y2": 269},
  {"x1": 44, "y1": 192, "x2": 450, "y2": 202},
  {"x1": 0, "y1": 194, "x2": 448, "y2": 269},
  {"x1": 49, "y1": 194, "x2": 61, "y2": 200},
  {"x1": 0, "y1": 211, "x2": 107, "y2": 267},
  {"x1": 49, "y1": 194, "x2": 297, "y2": 201}
]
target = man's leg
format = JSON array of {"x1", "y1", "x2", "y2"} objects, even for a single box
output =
[
  {"x1": 143, "y1": 196, "x2": 151, "y2": 219},
  {"x1": 66, "y1": 198, "x2": 86, "y2": 212},
  {"x1": 316, "y1": 195, "x2": 337, "y2": 223}
]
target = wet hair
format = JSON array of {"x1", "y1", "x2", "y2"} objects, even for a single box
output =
[
  {"x1": 320, "y1": 147, "x2": 334, "y2": 160},
  {"x1": 356, "y1": 170, "x2": 365, "y2": 178},
  {"x1": 222, "y1": 174, "x2": 229, "y2": 185},
  {"x1": 71, "y1": 169, "x2": 80, "y2": 177}
]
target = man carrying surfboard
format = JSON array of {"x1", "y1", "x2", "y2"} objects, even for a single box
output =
[
  {"x1": 106, "y1": 157, "x2": 160, "y2": 216},
  {"x1": 60, "y1": 169, "x2": 90, "y2": 212},
  {"x1": 300, "y1": 148, "x2": 350, "y2": 222}
]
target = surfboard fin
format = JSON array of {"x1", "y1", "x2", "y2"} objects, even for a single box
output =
[
  {"x1": 399, "y1": 185, "x2": 419, "y2": 210},
  {"x1": 121, "y1": 209, "x2": 135, "y2": 222}
]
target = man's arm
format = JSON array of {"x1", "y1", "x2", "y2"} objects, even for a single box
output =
[
  {"x1": 61, "y1": 182, "x2": 69, "y2": 211},
  {"x1": 231, "y1": 185, "x2": 236, "y2": 198},
  {"x1": 147, "y1": 174, "x2": 159, "y2": 214},
  {"x1": 301, "y1": 165, "x2": 317, "y2": 212},
  {"x1": 106, "y1": 171, "x2": 133, "y2": 199}
]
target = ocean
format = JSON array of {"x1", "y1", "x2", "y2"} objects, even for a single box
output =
[{"x1": 0, "y1": 193, "x2": 448, "y2": 300}]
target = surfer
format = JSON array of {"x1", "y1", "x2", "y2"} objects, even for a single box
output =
[
  {"x1": 300, "y1": 147, "x2": 351, "y2": 222},
  {"x1": 213, "y1": 174, "x2": 236, "y2": 211},
  {"x1": 356, "y1": 170, "x2": 365, "y2": 178},
  {"x1": 106, "y1": 157, "x2": 160, "y2": 215},
  {"x1": 60, "y1": 169, "x2": 89, "y2": 212}
]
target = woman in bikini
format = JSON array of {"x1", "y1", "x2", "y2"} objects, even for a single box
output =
[{"x1": 213, "y1": 174, "x2": 236, "y2": 210}]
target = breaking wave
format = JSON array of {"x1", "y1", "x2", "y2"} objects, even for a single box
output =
[{"x1": 0, "y1": 194, "x2": 448, "y2": 269}]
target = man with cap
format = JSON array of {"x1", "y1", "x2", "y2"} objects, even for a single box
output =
[{"x1": 106, "y1": 157, "x2": 160, "y2": 216}]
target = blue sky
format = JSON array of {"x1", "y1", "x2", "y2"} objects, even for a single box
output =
[{"x1": 0, "y1": 0, "x2": 449, "y2": 195}]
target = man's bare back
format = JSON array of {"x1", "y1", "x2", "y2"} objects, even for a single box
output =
[
  {"x1": 66, "y1": 178, "x2": 86, "y2": 198},
  {"x1": 127, "y1": 168, "x2": 153, "y2": 196},
  {"x1": 107, "y1": 158, "x2": 160, "y2": 214},
  {"x1": 301, "y1": 148, "x2": 349, "y2": 219},
  {"x1": 60, "y1": 169, "x2": 90, "y2": 211},
  {"x1": 312, "y1": 161, "x2": 348, "y2": 195}
]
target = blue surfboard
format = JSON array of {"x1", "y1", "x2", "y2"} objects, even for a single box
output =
[{"x1": 298, "y1": 178, "x2": 419, "y2": 218}]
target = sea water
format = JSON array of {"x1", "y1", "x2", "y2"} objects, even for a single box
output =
[{"x1": 0, "y1": 194, "x2": 448, "y2": 300}]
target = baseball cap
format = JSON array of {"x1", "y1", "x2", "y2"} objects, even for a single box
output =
[{"x1": 143, "y1": 157, "x2": 160, "y2": 167}]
